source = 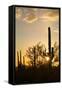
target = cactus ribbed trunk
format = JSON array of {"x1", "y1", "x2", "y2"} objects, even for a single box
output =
[
  {"x1": 48, "y1": 27, "x2": 52, "y2": 68},
  {"x1": 48, "y1": 27, "x2": 51, "y2": 55},
  {"x1": 17, "y1": 51, "x2": 19, "y2": 68},
  {"x1": 20, "y1": 50, "x2": 22, "y2": 66},
  {"x1": 23, "y1": 56, "x2": 25, "y2": 66},
  {"x1": 51, "y1": 47, "x2": 54, "y2": 60}
]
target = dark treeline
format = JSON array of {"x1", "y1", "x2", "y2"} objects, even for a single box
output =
[{"x1": 15, "y1": 42, "x2": 60, "y2": 84}]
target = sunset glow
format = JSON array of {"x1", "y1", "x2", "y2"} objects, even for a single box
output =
[{"x1": 15, "y1": 7, "x2": 59, "y2": 67}]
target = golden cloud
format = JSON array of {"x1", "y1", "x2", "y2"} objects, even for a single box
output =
[
  {"x1": 23, "y1": 13, "x2": 38, "y2": 23},
  {"x1": 16, "y1": 7, "x2": 22, "y2": 20},
  {"x1": 40, "y1": 10, "x2": 59, "y2": 22},
  {"x1": 48, "y1": 10, "x2": 59, "y2": 17},
  {"x1": 16, "y1": 7, "x2": 59, "y2": 23}
]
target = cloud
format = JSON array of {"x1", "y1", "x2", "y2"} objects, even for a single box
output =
[
  {"x1": 23, "y1": 13, "x2": 38, "y2": 23},
  {"x1": 48, "y1": 10, "x2": 59, "y2": 17},
  {"x1": 39, "y1": 10, "x2": 59, "y2": 22},
  {"x1": 23, "y1": 9, "x2": 59, "y2": 23},
  {"x1": 16, "y1": 7, "x2": 59, "y2": 24},
  {"x1": 40, "y1": 15, "x2": 58, "y2": 22},
  {"x1": 53, "y1": 30, "x2": 58, "y2": 33},
  {"x1": 16, "y1": 7, "x2": 22, "y2": 20}
]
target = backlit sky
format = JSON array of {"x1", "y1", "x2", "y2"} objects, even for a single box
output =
[{"x1": 15, "y1": 7, "x2": 59, "y2": 66}]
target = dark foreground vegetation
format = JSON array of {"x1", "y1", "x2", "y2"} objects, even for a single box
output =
[{"x1": 15, "y1": 64, "x2": 60, "y2": 84}]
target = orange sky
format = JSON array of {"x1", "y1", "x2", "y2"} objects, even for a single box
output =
[{"x1": 15, "y1": 7, "x2": 59, "y2": 67}]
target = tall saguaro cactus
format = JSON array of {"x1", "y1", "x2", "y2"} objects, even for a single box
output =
[
  {"x1": 20, "y1": 50, "x2": 22, "y2": 66},
  {"x1": 17, "y1": 51, "x2": 19, "y2": 68},
  {"x1": 23, "y1": 56, "x2": 25, "y2": 66},
  {"x1": 48, "y1": 27, "x2": 52, "y2": 68},
  {"x1": 48, "y1": 27, "x2": 51, "y2": 55}
]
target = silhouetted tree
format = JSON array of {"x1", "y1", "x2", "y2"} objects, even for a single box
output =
[
  {"x1": 26, "y1": 46, "x2": 37, "y2": 67},
  {"x1": 54, "y1": 42, "x2": 59, "y2": 55},
  {"x1": 26, "y1": 42, "x2": 47, "y2": 67},
  {"x1": 53, "y1": 42, "x2": 59, "y2": 62},
  {"x1": 36, "y1": 42, "x2": 46, "y2": 57},
  {"x1": 33, "y1": 46, "x2": 36, "y2": 67}
]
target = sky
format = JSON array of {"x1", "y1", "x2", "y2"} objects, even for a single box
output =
[{"x1": 15, "y1": 7, "x2": 59, "y2": 67}]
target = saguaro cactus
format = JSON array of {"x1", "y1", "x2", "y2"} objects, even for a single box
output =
[
  {"x1": 48, "y1": 27, "x2": 51, "y2": 55},
  {"x1": 23, "y1": 56, "x2": 25, "y2": 66},
  {"x1": 17, "y1": 51, "x2": 19, "y2": 68},
  {"x1": 51, "y1": 47, "x2": 54, "y2": 60},
  {"x1": 48, "y1": 27, "x2": 52, "y2": 68},
  {"x1": 20, "y1": 50, "x2": 22, "y2": 66}
]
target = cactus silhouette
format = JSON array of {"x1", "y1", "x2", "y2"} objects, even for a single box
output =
[
  {"x1": 23, "y1": 56, "x2": 25, "y2": 66},
  {"x1": 17, "y1": 51, "x2": 19, "y2": 68},
  {"x1": 20, "y1": 50, "x2": 22, "y2": 66}
]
